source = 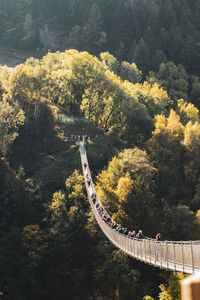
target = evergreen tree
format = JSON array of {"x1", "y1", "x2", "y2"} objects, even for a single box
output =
[{"x1": 134, "y1": 38, "x2": 150, "y2": 74}]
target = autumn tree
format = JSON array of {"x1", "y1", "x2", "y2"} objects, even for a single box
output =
[
  {"x1": 0, "y1": 95, "x2": 25, "y2": 156},
  {"x1": 177, "y1": 98, "x2": 199, "y2": 125},
  {"x1": 159, "y1": 273, "x2": 187, "y2": 300},
  {"x1": 96, "y1": 148, "x2": 159, "y2": 234},
  {"x1": 128, "y1": 81, "x2": 170, "y2": 117},
  {"x1": 147, "y1": 110, "x2": 188, "y2": 205},
  {"x1": 8, "y1": 57, "x2": 50, "y2": 121},
  {"x1": 100, "y1": 51, "x2": 120, "y2": 74}
]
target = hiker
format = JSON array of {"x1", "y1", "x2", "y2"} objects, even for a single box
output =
[
  {"x1": 156, "y1": 233, "x2": 161, "y2": 241},
  {"x1": 130, "y1": 230, "x2": 136, "y2": 239},
  {"x1": 91, "y1": 193, "x2": 96, "y2": 204},
  {"x1": 136, "y1": 230, "x2": 145, "y2": 239},
  {"x1": 91, "y1": 193, "x2": 96, "y2": 200},
  {"x1": 123, "y1": 228, "x2": 128, "y2": 235}
]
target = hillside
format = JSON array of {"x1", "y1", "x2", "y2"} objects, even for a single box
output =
[
  {"x1": 0, "y1": 0, "x2": 200, "y2": 76},
  {"x1": 1, "y1": 0, "x2": 200, "y2": 297},
  {"x1": 0, "y1": 49, "x2": 200, "y2": 299}
]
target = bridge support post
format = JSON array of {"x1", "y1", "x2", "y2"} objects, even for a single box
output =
[
  {"x1": 149, "y1": 240, "x2": 151, "y2": 264},
  {"x1": 173, "y1": 243, "x2": 176, "y2": 271},
  {"x1": 191, "y1": 241, "x2": 194, "y2": 274},
  {"x1": 181, "y1": 274, "x2": 200, "y2": 300},
  {"x1": 165, "y1": 241, "x2": 168, "y2": 270},
  {"x1": 181, "y1": 241, "x2": 184, "y2": 273},
  {"x1": 154, "y1": 240, "x2": 157, "y2": 265}
]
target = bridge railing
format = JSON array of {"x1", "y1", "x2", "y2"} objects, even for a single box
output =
[{"x1": 79, "y1": 141, "x2": 200, "y2": 274}]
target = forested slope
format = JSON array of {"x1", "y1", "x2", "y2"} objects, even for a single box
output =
[
  {"x1": 1, "y1": 0, "x2": 200, "y2": 75},
  {"x1": 1, "y1": 50, "x2": 200, "y2": 299}
]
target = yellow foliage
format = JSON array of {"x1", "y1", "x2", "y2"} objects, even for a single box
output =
[
  {"x1": 126, "y1": 81, "x2": 170, "y2": 116},
  {"x1": 22, "y1": 224, "x2": 47, "y2": 261},
  {"x1": 196, "y1": 210, "x2": 200, "y2": 224},
  {"x1": 178, "y1": 98, "x2": 199, "y2": 123},
  {"x1": 166, "y1": 110, "x2": 184, "y2": 141},
  {"x1": 153, "y1": 110, "x2": 184, "y2": 141},
  {"x1": 116, "y1": 173, "x2": 133, "y2": 203},
  {"x1": 65, "y1": 169, "x2": 84, "y2": 189},
  {"x1": 184, "y1": 121, "x2": 200, "y2": 153},
  {"x1": 65, "y1": 169, "x2": 86, "y2": 200},
  {"x1": 23, "y1": 224, "x2": 41, "y2": 239},
  {"x1": 159, "y1": 273, "x2": 187, "y2": 300},
  {"x1": 153, "y1": 114, "x2": 167, "y2": 135},
  {"x1": 50, "y1": 190, "x2": 66, "y2": 210}
]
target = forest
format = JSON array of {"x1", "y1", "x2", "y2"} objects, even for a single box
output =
[
  {"x1": 0, "y1": 0, "x2": 200, "y2": 76},
  {"x1": 1, "y1": 0, "x2": 200, "y2": 300},
  {"x1": 0, "y1": 49, "x2": 200, "y2": 299}
]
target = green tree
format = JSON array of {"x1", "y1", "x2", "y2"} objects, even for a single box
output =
[
  {"x1": 160, "y1": 204, "x2": 198, "y2": 240},
  {"x1": 147, "y1": 110, "x2": 188, "y2": 205},
  {"x1": 47, "y1": 170, "x2": 93, "y2": 299},
  {"x1": 152, "y1": 50, "x2": 167, "y2": 70},
  {"x1": 184, "y1": 121, "x2": 200, "y2": 209},
  {"x1": 119, "y1": 61, "x2": 142, "y2": 84},
  {"x1": 134, "y1": 38, "x2": 150, "y2": 73},
  {"x1": 0, "y1": 95, "x2": 25, "y2": 156},
  {"x1": 190, "y1": 75, "x2": 200, "y2": 108},
  {"x1": 94, "y1": 246, "x2": 139, "y2": 299},
  {"x1": 147, "y1": 62, "x2": 189, "y2": 102},
  {"x1": 184, "y1": 121, "x2": 200, "y2": 183},
  {"x1": 21, "y1": 224, "x2": 47, "y2": 295},
  {"x1": 159, "y1": 273, "x2": 187, "y2": 300},
  {"x1": 0, "y1": 157, "x2": 43, "y2": 299}
]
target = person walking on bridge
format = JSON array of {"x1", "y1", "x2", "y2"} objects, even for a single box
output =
[
  {"x1": 136, "y1": 230, "x2": 145, "y2": 239},
  {"x1": 156, "y1": 233, "x2": 161, "y2": 241}
]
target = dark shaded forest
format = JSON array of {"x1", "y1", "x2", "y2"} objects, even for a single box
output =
[
  {"x1": 0, "y1": 0, "x2": 200, "y2": 75},
  {"x1": 1, "y1": 1, "x2": 200, "y2": 300}
]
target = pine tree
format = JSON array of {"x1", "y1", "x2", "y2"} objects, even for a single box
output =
[{"x1": 133, "y1": 38, "x2": 150, "y2": 74}]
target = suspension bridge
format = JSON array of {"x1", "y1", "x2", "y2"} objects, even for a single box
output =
[{"x1": 79, "y1": 138, "x2": 200, "y2": 275}]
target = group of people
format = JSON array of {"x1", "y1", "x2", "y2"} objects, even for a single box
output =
[
  {"x1": 95, "y1": 202, "x2": 146, "y2": 239},
  {"x1": 66, "y1": 135, "x2": 96, "y2": 143},
  {"x1": 84, "y1": 163, "x2": 91, "y2": 187},
  {"x1": 83, "y1": 161, "x2": 161, "y2": 241}
]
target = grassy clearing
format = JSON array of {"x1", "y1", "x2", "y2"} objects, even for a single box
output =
[{"x1": 63, "y1": 118, "x2": 102, "y2": 135}]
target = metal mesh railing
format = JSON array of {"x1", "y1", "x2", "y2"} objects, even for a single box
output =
[{"x1": 79, "y1": 141, "x2": 200, "y2": 274}]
